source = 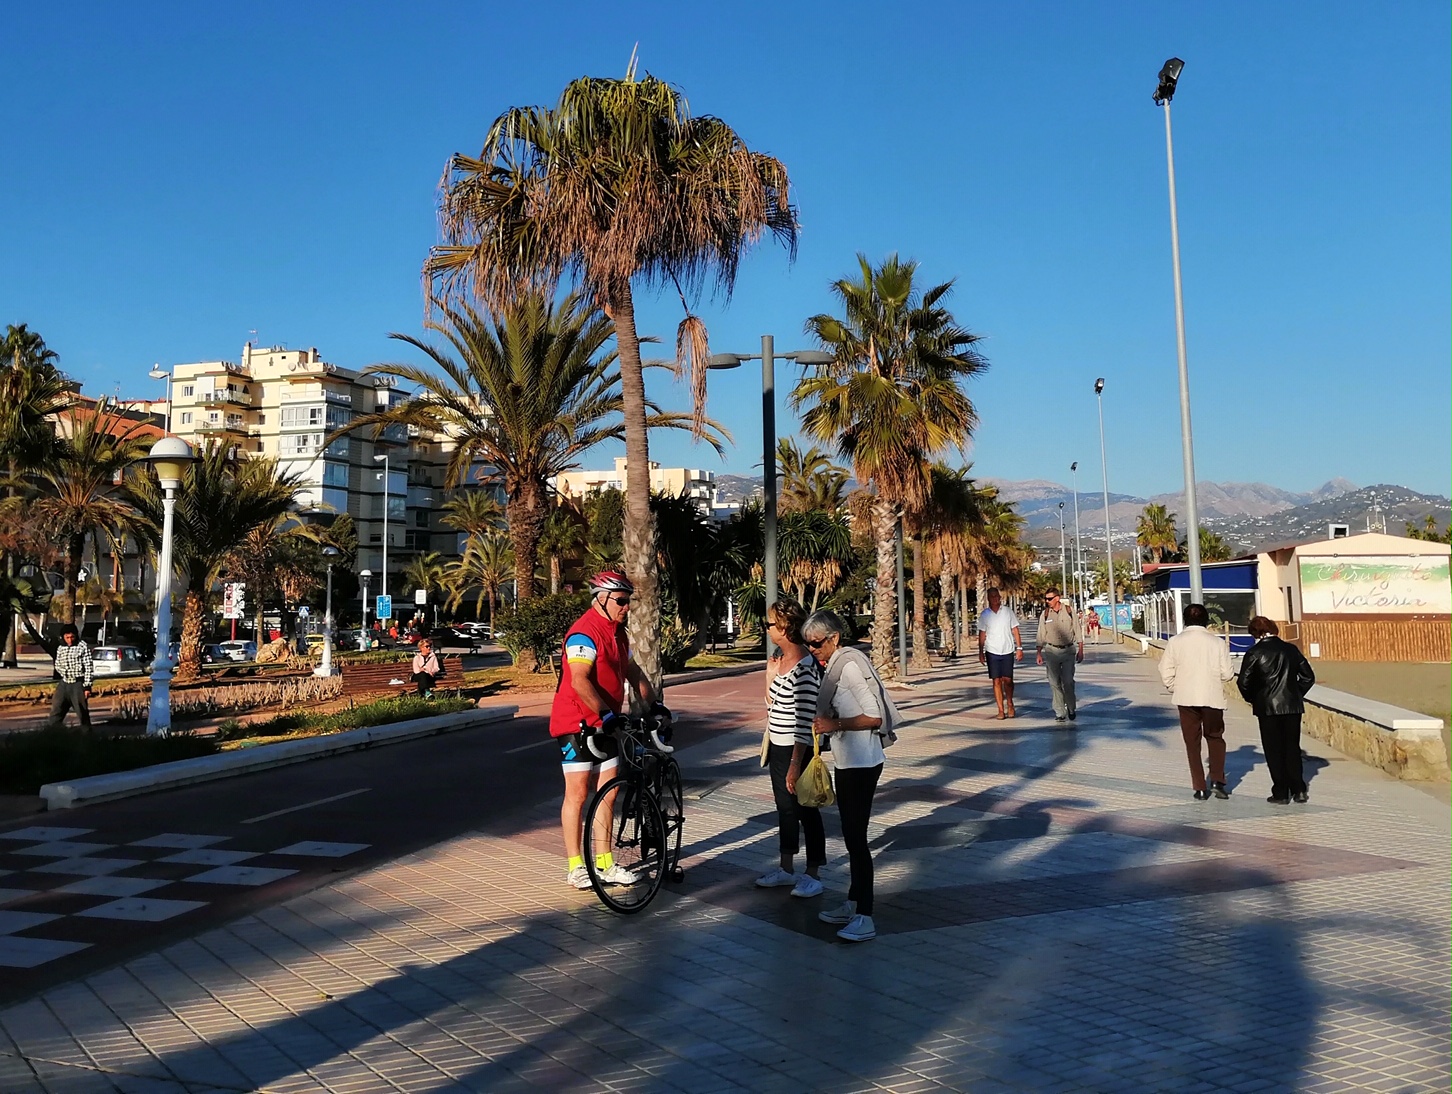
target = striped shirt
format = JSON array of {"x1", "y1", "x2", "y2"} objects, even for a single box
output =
[
  {"x1": 54, "y1": 641, "x2": 93, "y2": 687},
  {"x1": 767, "y1": 656, "x2": 820, "y2": 746}
]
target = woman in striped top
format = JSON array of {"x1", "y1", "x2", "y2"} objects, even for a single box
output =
[{"x1": 755, "y1": 599, "x2": 826, "y2": 898}]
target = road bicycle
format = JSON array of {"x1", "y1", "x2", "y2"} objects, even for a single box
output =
[{"x1": 581, "y1": 713, "x2": 685, "y2": 914}]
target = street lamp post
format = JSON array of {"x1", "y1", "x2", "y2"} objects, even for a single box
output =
[
  {"x1": 708, "y1": 336, "x2": 833, "y2": 654},
  {"x1": 148, "y1": 365, "x2": 173, "y2": 433},
  {"x1": 373, "y1": 453, "x2": 390, "y2": 598},
  {"x1": 315, "y1": 546, "x2": 341, "y2": 676},
  {"x1": 143, "y1": 437, "x2": 196, "y2": 736},
  {"x1": 1154, "y1": 56, "x2": 1204, "y2": 602},
  {"x1": 1095, "y1": 378, "x2": 1120, "y2": 640},
  {"x1": 1058, "y1": 502, "x2": 1069, "y2": 596},
  {"x1": 1070, "y1": 462, "x2": 1084, "y2": 609},
  {"x1": 358, "y1": 569, "x2": 372, "y2": 650}
]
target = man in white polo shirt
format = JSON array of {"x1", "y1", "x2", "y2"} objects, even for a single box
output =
[{"x1": 977, "y1": 587, "x2": 1024, "y2": 719}]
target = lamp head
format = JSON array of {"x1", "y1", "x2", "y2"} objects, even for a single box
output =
[
  {"x1": 1059, "y1": 501, "x2": 1065, "y2": 511},
  {"x1": 373, "y1": 452, "x2": 388, "y2": 462},
  {"x1": 1070, "y1": 461, "x2": 1078, "y2": 472},
  {"x1": 1154, "y1": 57, "x2": 1184, "y2": 105},
  {"x1": 144, "y1": 436, "x2": 197, "y2": 490},
  {"x1": 1094, "y1": 377, "x2": 1105, "y2": 395},
  {"x1": 359, "y1": 569, "x2": 373, "y2": 579},
  {"x1": 788, "y1": 350, "x2": 835, "y2": 366},
  {"x1": 707, "y1": 353, "x2": 744, "y2": 371},
  {"x1": 148, "y1": 365, "x2": 168, "y2": 381},
  {"x1": 322, "y1": 546, "x2": 341, "y2": 559}
]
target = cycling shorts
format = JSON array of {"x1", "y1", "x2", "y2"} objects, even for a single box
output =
[{"x1": 558, "y1": 731, "x2": 620, "y2": 775}]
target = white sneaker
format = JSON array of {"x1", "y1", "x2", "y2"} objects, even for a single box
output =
[
  {"x1": 598, "y1": 863, "x2": 639, "y2": 885},
  {"x1": 566, "y1": 866, "x2": 593, "y2": 890},
  {"x1": 790, "y1": 875, "x2": 824, "y2": 898},
  {"x1": 836, "y1": 913, "x2": 876, "y2": 942},
  {"x1": 755, "y1": 866, "x2": 797, "y2": 889},
  {"x1": 817, "y1": 899, "x2": 857, "y2": 925}
]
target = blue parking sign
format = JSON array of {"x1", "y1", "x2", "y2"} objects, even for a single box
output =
[{"x1": 375, "y1": 594, "x2": 393, "y2": 621}]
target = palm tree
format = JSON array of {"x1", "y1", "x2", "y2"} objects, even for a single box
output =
[
  {"x1": 32, "y1": 401, "x2": 149, "y2": 625},
  {"x1": 917, "y1": 464, "x2": 986, "y2": 660},
  {"x1": 445, "y1": 532, "x2": 513, "y2": 627},
  {"x1": 439, "y1": 488, "x2": 504, "y2": 545},
  {"x1": 1180, "y1": 527, "x2": 1233, "y2": 563},
  {"x1": 1136, "y1": 503, "x2": 1178, "y2": 564},
  {"x1": 402, "y1": 551, "x2": 447, "y2": 623},
  {"x1": 340, "y1": 291, "x2": 717, "y2": 607},
  {"x1": 538, "y1": 506, "x2": 588, "y2": 594},
  {"x1": 779, "y1": 508, "x2": 854, "y2": 613},
  {"x1": 792, "y1": 254, "x2": 989, "y2": 675},
  {"x1": 129, "y1": 444, "x2": 302, "y2": 679},
  {"x1": 425, "y1": 68, "x2": 798, "y2": 687}
]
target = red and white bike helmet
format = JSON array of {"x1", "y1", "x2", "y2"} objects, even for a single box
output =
[{"x1": 588, "y1": 570, "x2": 635, "y2": 596}]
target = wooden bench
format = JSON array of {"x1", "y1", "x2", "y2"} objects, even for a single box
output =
[{"x1": 339, "y1": 655, "x2": 465, "y2": 699}]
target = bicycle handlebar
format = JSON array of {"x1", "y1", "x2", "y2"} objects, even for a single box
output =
[{"x1": 580, "y1": 714, "x2": 674, "y2": 759}]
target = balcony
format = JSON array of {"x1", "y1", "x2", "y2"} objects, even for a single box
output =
[
  {"x1": 323, "y1": 390, "x2": 353, "y2": 406},
  {"x1": 196, "y1": 417, "x2": 247, "y2": 435}
]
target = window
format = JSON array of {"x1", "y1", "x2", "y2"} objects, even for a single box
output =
[
  {"x1": 256, "y1": 412, "x2": 265, "y2": 424},
  {"x1": 325, "y1": 406, "x2": 351, "y2": 431},
  {"x1": 322, "y1": 462, "x2": 349, "y2": 487},
  {"x1": 414, "y1": 508, "x2": 428, "y2": 528},
  {"x1": 181, "y1": 385, "x2": 194, "y2": 397},
  {"x1": 280, "y1": 405, "x2": 324, "y2": 428},
  {"x1": 280, "y1": 433, "x2": 322, "y2": 456},
  {"x1": 179, "y1": 412, "x2": 193, "y2": 425},
  {"x1": 387, "y1": 496, "x2": 406, "y2": 521},
  {"x1": 321, "y1": 487, "x2": 349, "y2": 513},
  {"x1": 325, "y1": 436, "x2": 349, "y2": 458}
]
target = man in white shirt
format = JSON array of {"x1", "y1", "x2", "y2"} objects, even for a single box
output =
[
  {"x1": 977, "y1": 588, "x2": 1024, "y2": 719},
  {"x1": 1159, "y1": 602, "x2": 1236, "y2": 801}
]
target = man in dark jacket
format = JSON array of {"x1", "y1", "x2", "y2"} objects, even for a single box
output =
[{"x1": 1237, "y1": 616, "x2": 1316, "y2": 804}]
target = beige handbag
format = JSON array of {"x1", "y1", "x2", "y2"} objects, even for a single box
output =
[
  {"x1": 795, "y1": 733, "x2": 835, "y2": 808},
  {"x1": 759, "y1": 725, "x2": 771, "y2": 767}
]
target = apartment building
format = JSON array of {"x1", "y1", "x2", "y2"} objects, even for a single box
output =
[{"x1": 553, "y1": 457, "x2": 720, "y2": 516}]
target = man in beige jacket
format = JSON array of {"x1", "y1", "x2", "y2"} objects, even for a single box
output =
[{"x1": 1159, "y1": 603, "x2": 1235, "y2": 801}]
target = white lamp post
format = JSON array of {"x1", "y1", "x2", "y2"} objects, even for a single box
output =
[
  {"x1": 143, "y1": 436, "x2": 196, "y2": 736},
  {"x1": 315, "y1": 546, "x2": 341, "y2": 676},
  {"x1": 1070, "y1": 462, "x2": 1084, "y2": 609},
  {"x1": 373, "y1": 453, "x2": 390, "y2": 598},
  {"x1": 1095, "y1": 378, "x2": 1120, "y2": 640},
  {"x1": 359, "y1": 569, "x2": 372, "y2": 650},
  {"x1": 148, "y1": 365, "x2": 173, "y2": 433},
  {"x1": 707, "y1": 337, "x2": 833, "y2": 654}
]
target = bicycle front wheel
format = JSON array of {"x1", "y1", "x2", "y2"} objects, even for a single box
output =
[
  {"x1": 584, "y1": 775, "x2": 666, "y2": 914},
  {"x1": 658, "y1": 758, "x2": 685, "y2": 880}
]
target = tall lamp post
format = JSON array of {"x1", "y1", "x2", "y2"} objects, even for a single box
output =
[
  {"x1": 315, "y1": 546, "x2": 341, "y2": 676},
  {"x1": 1058, "y1": 502, "x2": 1069, "y2": 596},
  {"x1": 1154, "y1": 56, "x2": 1204, "y2": 602},
  {"x1": 1095, "y1": 378, "x2": 1119, "y2": 640},
  {"x1": 148, "y1": 365, "x2": 173, "y2": 433},
  {"x1": 143, "y1": 437, "x2": 196, "y2": 736},
  {"x1": 708, "y1": 336, "x2": 833, "y2": 653},
  {"x1": 1069, "y1": 462, "x2": 1084, "y2": 609},
  {"x1": 358, "y1": 569, "x2": 372, "y2": 650},
  {"x1": 373, "y1": 453, "x2": 391, "y2": 598}
]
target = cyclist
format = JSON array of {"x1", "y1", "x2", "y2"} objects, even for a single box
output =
[{"x1": 550, "y1": 571, "x2": 670, "y2": 890}]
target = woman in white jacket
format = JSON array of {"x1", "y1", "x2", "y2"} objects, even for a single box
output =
[{"x1": 1159, "y1": 603, "x2": 1235, "y2": 801}]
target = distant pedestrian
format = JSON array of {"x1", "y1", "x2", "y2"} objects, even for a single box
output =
[
  {"x1": 803, "y1": 609, "x2": 901, "y2": 944},
  {"x1": 1035, "y1": 589, "x2": 1083, "y2": 722},
  {"x1": 1237, "y1": 616, "x2": 1316, "y2": 805},
  {"x1": 758, "y1": 599, "x2": 825, "y2": 898},
  {"x1": 1086, "y1": 610, "x2": 1101, "y2": 643},
  {"x1": 1160, "y1": 603, "x2": 1235, "y2": 801},
  {"x1": 977, "y1": 587, "x2": 1024, "y2": 719},
  {"x1": 47, "y1": 624, "x2": 93, "y2": 730},
  {"x1": 411, "y1": 639, "x2": 442, "y2": 697}
]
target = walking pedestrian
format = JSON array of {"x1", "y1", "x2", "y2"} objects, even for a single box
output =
[
  {"x1": 1035, "y1": 589, "x2": 1083, "y2": 722},
  {"x1": 977, "y1": 587, "x2": 1024, "y2": 719},
  {"x1": 801, "y1": 609, "x2": 901, "y2": 943},
  {"x1": 1160, "y1": 603, "x2": 1235, "y2": 801},
  {"x1": 47, "y1": 624, "x2": 93, "y2": 730},
  {"x1": 1236, "y1": 616, "x2": 1316, "y2": 804},
  {"x1": 756, "y1": 599, "x2": 826, "y2": 898}
]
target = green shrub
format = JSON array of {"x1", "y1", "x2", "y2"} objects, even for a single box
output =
[
  {"x1": 0, "y1": 728, "x2": 218, "y2": 796},
  {"x1": 494, "y1": 591, "x2": 589, "y2": 670},
  {"x1": 660, "y1": 619, "x2": 699, "y2": 674},
  {"x1": 237, "y1": 695, "x2": 475, "y2": 741},
  {"x1": 217, "y1": 718, "x2": 244, "y2": 738}
]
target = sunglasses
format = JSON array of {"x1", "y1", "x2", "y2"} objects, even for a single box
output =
[
  {"x1": 805, "y1": 637, "x2": 833, "y2": 650},
  {"x1": 610, "y1": 596, "x2": 631, "y2": 606}
]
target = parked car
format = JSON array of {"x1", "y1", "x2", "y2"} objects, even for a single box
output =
[
  {"x1": 218, "y1": 640, "x2": 258, "y2": 662},
  {"x1": 91, "y1": 645, "x2": 147, "y2": 677},
  {"x1": 457, "y1": 621, "x2": 493, "y2": 640},
  {"x1": 428, "y1": 626, "x2": 481, "y2": 651}
]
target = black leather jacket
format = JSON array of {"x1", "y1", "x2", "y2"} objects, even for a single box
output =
[{"x1": 1236, "y1": 636, "x2": 1315, "y2": 716}]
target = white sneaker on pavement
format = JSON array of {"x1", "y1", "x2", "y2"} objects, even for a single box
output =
[
  {"x1": 755, "y1": 866, "x2": 797, "y2": 889},
  {"x1": 817, "y1": 899, "x2": 857, "y2": 925},
  {"x1": 566, "y1": 866, "x2": 593, "y2": 890},
  {"x1": 599, "y1": 863, "x2": 639, "y2": 885},
  {"x1": 836, "y1": 913, "x2": 876, "y2": 942},
  {"x1": 790, "y1": 875, "x2": 824, "y2": 898}
]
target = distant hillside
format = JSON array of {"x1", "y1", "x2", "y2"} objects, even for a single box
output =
[{"x1": 1220, "y1": 485, "x2": 1451, "y2": 550}]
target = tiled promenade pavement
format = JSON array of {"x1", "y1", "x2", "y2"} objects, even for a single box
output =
[{"x1": 2, "y1": 646, "x2": 1447, "y2": 1092}]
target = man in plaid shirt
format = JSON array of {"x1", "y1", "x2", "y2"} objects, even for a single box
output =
[{"x1": 48, "y1": 624, "x2": 94, "y2": 730}]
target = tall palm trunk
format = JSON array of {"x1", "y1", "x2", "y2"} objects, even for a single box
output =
[
  {"x1": 52, "y1": 532, "x2": 85, "y2": 626},
  {"x1": 870, "y1": 495, "x2": 898, "y2": 677},
  {"x1": 2, "y1": 460, "x2": 16, "y2": 666},
  {"x1": 938, "y1": 563, "x2": 955, "y2": 659},
  {"x1": 176, "y1": 585, "x2": 208, "y2": 681},
  {"x1": 507, "y1": 482, "x2": 547, "y2": 602},
  {"x1": 609, "y1": 278, "x2": 661, "y2": 690},
  {"x1": 910, "y1": 534, "x2": 930, "y2": 670},
  {"x1": 549, "y1": 554, "x2": 561, "y2": 595}
]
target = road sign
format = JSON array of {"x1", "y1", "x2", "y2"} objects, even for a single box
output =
[
  {"x1": 221, "y1": 582, "x2": 246, "y2": 620},
  {"x1": 375, "y1": 594, "x2": 393, "y2": 621},
  {"x1": 414, "y1": 588, "x2": 428, "y2": 606},
  {"x1": 298, "y1": 606, "x2": 310, "y2": 619}
]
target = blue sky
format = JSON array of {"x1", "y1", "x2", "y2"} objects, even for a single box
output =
[{"x1": 3, "y1": 2, "x2": 1448, "y2": 498}]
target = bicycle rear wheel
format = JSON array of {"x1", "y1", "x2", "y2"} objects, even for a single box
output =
[
  {"x1": 658, "y1": 758, "x2": 685, "y2": 881},
  {"x1": 584, "y1": 775, "x2": 666, "y2": 914}
]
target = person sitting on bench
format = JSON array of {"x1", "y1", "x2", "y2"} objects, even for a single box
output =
[{"x1": 411, "y1": 639, "x2": 443, "y2": 697}]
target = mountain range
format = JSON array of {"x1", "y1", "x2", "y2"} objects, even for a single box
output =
[{"x1": 714, "y1": 472, "x2": 1449, "y2": 554}]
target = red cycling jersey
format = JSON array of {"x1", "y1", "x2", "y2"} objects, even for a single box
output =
[{"x1": 548, "y1": 606, "x2": 629, "y2": 737}]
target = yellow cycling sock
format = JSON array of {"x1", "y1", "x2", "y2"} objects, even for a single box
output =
[
  {"x1": 595, "y1": 852, "x2": 614, "y2": 871},
  {"x1": 567, "y1": 855, "x2": 584, "y2": 872}
]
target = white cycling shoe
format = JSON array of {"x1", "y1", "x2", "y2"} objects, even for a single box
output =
[{"x1": 597, "y1": 863, "x2": 639, "y2": 886}]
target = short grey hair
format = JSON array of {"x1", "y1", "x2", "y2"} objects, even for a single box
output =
[{"x1": 802, "y1": 609, "x2": 848, "y2": 644}]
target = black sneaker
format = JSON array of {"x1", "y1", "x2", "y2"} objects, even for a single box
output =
[
  {"x1": 1267, "y1": 795, "x2": 1290, "y2": 805},
  {"x1": 1292, "y1": 791, "x2": 1309, "y2": 804},
  {"x1": 1193, "y1": 789, "x2": 1211, "y2": 801},
  {"x1": 1067, "y1": 711, "x2": 1077, "y2": 721},
  {"x1": 1211, "y1": 782, "x2": 1230, "y2": 800}
]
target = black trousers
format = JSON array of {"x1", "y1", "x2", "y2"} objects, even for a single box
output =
[
  {"x1": 834, "y1": 763, "x2": 883, "y2": 916},
  {"x1": 48, "y1": 681, "x2": 90, "y2": 728},
  {"x1": 766, "y1": 742, "x2": 825, "y2": 864},
  {"x1": 412, "y1": 671, "x2": 436, "y2": 696},
  {"x1": 1258, "y1": 713, "x2": 1306, "y2": 798}
]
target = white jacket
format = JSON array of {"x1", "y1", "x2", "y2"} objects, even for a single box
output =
[{"x1": 1159, "y1": 626, "x2": 1234, "y2": 708}]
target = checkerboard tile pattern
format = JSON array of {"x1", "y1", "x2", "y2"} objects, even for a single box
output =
[{"x1": 0, "y1": 829, "x2": 369, "y2": 970}]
